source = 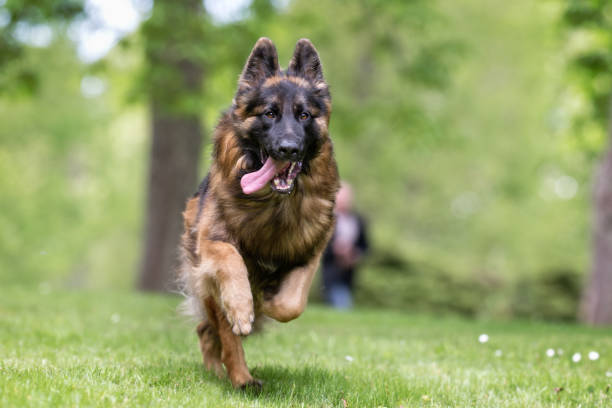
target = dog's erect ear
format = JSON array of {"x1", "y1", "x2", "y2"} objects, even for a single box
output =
[
  {"x1": 287, "y1": 39, "x2": 325, "y2": 84},
  {"x1": 238, "y1": 37, "x2": 280, "y2": 89}
]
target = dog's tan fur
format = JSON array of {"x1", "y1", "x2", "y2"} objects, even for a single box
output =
[{"x1": 179, "y1": 38, "x2": 339, "y2": 388}]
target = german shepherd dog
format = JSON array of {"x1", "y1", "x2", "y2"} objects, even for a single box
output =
[{"x1": 179, "y1": 38, "x2": 339, "y2": 389}]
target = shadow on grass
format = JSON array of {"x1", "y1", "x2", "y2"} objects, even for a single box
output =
[
  {"x1": 244, "y1": 364, "x2": 349, "y2": 405},
  {"x1": 139, "y1": 360, "x2": 353, "y2": 405}
]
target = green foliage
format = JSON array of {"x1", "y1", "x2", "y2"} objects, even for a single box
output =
[
  {"x1": 141, "y1": 0, "x2": 206, "y2": 115},
  {"x1": 355, "y1": 261, "x2": 497, "y2": 317},
  {"x1": 0, "y1": 38, "x2": 145, "y2": 288},
  {"x1": 349, "y1": 255, "x2": 581, "y2": 321},
  {"x1": 325, "y1": 0, "x2": 588, "y2": 320},
  {"x1": 562, "y1": 0, "x2": 612, "y2": 155},
  {"x1": 0, "y1": 0, "x2": 83, "y2": 93},
  {"x1": 511, "y1": 268, "x2": 582, "y2": 321},
  {"x1": 0, "y1": 0, "x2": 594, "y2": 320},
  {"x1": 2, "y1": 289, "x2": 611, "y2": 407}
]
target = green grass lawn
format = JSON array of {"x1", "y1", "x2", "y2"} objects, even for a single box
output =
[{"x1": 1, "y1": 287, "x2": 610, "y2": 407}]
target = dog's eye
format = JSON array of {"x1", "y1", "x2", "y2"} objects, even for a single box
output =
[
  {"x1": 299, "y1": 112, "x2": 310, "y2": 121},
  {"x1": 264, "y1": 111, "x2": 276, "y2": 119}
]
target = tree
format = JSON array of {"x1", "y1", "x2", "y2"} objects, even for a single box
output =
[
  {"x1": 137, "y1": 0, "x2": 206, "y2": 291},
  {"x1": 564, "y1": 0, "x2": 612, "y2": 324}
]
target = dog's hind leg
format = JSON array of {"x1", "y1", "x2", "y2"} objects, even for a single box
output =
[
  {"x1": 196, "y1": 316, "x2": 224, "y2": 378},
  {"x1": 205, "y1": 297, "x2": 262, "y2": 389}
]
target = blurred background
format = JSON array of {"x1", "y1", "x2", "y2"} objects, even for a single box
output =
[{"x1": 1, "y1": 0, "x2": 611, "y2": 324}]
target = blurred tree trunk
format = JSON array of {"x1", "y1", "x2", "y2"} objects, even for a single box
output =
[
  {"x1": 138, "y1": 0, "x2": 205, "y2": 291},
  {"x1": 582, "y1": 101, "x2": 612, "y2": 325}
]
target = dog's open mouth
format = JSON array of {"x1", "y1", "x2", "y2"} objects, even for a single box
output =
[
  {"x1": 271, "y1": 160, "x2": 302, "y2": 193},
  {"x1": 240, "y1": 149, "x2": 302, "y2": 195}
]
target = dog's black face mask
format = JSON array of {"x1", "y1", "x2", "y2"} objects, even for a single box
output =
[
  {"x1": 232, "y1": 38, "x2": 331, "y2": 195},
  {"x1": 258, "y1": 82, "x2": 310, "y2": 163}
]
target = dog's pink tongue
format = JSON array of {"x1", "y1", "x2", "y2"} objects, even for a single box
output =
[{"x1": 240, "y1": 157, "x2": 286, "y2": 194}]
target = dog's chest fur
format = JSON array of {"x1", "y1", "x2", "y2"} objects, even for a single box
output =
[
  {"x1": 181, "y1": 109, "x2": 339, "y2": 302},
  {"x1": 221, "y1": 184, "x2": 335, "y2": 293}
]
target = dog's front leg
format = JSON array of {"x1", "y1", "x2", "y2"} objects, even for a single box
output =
[
  {"x1": 262, "y1": 251, "x2": 322, "y2": 322},
  {"x1": 199, "y1": 240, "x2": 254, "y2": 336},
  {"x1": 198, "y1": 240, "x2": 261, "y2": 388}
]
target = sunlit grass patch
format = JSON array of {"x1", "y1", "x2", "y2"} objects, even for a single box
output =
[{"x1": 1, "y1": 287, "x2": 610, "y2": 407}]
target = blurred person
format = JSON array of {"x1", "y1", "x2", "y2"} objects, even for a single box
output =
[{"x1": 322, "y1": 182, "x2": 369, "y2": 308}]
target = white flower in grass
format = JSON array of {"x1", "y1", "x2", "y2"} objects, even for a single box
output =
[
  {"x1": 494, "y1": 349, "x2": 502, "y2": 357},
  {"x1": 344, "y1": 355, "x2": 354, "y2": 362},
  {"x1": 478, "y1": 334, "x2": 489, "y2": 343},
  {"x1": 557, "y1": 348, "x2": 564, "y2": 355},
  {"x1": 110, "y1": 313, "x2": 121, "y2": 324},
  {"x1": 606, "y1": 371, "x2": 612, "y2": 377},
  {"x1": 546, "y1": 348, "x2": 555, "y2": 357},
  {"x1": 588, "y1": 351, "x2": 599, "y2": 361},
  {"x1": 572, "y1": 353, "x2": 581, "y2": 363}
]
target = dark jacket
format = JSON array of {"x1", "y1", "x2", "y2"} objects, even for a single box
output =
[{"x1": 322, "y1": 213, "x2": 368, "y2": 290}]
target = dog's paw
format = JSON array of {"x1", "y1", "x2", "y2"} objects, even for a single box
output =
[
  {"x1": 221, "y1": 290, "x2": 255, "y2": 336},
  {"x1": 226, "y1": 307, "x2": 255, "y2": 336},
  {"x1": 239, "y1": 378, "x2": 263, "y2": 392}
]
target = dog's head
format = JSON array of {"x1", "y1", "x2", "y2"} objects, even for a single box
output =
[{"x1": 232, "y1": 38, "x2": 331, "y2": 195}]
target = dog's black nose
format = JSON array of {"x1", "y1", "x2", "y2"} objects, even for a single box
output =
[{"x1": 277, "y1": 140, "x2": 302, "y2": 161}]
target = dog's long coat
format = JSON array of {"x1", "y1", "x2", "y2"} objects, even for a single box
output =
[{"x1": 179, "y1": 38, "x2": 339, "y2": 388}]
